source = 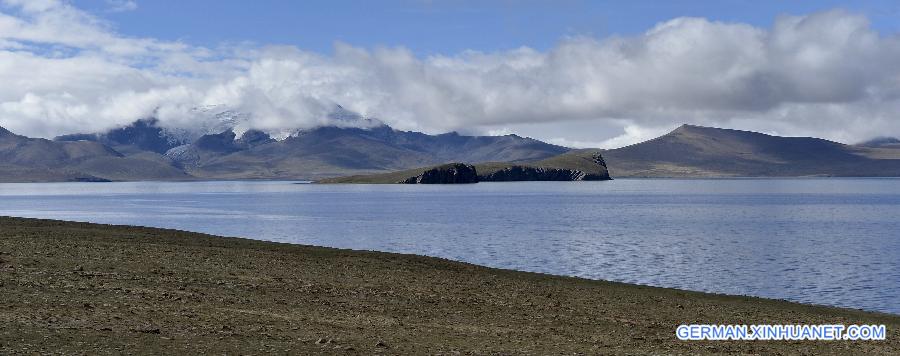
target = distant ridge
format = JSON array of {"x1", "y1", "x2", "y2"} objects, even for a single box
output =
[
  {"x1": 55, "y1": 118, "x2": 185, "y2": 155},
  {"x1": 857, "y1": 137, "x2": 900, "y2": 149},
  {"x1": 601, "y1": 124, "x2": 900, "y2": 177},
  {"x1": 7, "y1": 121, "x2": 900, "y2": 182},
  {"x1": 170, "y1": 124, "x2": 570, "y2": 180},
  {"x1": 1, "y1": 123, "x2": 188, "y2": 182},
  {"x1": 2, "y1": 122, "x2": 570, "y2": 182}
]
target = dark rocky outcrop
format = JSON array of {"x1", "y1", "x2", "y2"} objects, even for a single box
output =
[
  {"x1": 192, "y1": 130, "x2": 242, "y2": 153},
  {"x1": 391, "y1": 153, "x2": 611, "y2": 184},
  {"x1": 236, "y1": 129, "x2": 275, "y2": 148},
  {"x1": 399, "y1": 163, "x2": 478, "y2": 184},
  {"x1": 166, "y1": 130, "x2": 243, "y2": 168},
  {"x1": 479, "y1": 166, "x2": 607, "y2": 182},
  {"x1": 69, "y1": 176, "x2": 113, "y2": 182},
  {"x1": 475, "y1": 151, "x2": 611, "y2": 182}
]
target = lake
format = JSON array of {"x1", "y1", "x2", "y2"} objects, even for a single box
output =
[{"x1": 1, "y1": 179, "x2": 898, "y2": 315}]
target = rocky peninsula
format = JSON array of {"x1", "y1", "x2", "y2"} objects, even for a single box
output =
[{"x1": 321, "y1": 150, "x2": 612, "y2": 184}]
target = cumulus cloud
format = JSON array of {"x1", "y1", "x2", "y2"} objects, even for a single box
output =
[{"x1": 0, "y1": 0, "x2": 898, "y2": 147}]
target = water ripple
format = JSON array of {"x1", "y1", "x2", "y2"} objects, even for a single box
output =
[{"x1": 1, "y1": 179, "x2": 899, "y2": 314}]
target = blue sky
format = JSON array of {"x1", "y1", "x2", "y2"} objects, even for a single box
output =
[{"x1": 74, "y1": 0, "x2": 900, "y2": 55}]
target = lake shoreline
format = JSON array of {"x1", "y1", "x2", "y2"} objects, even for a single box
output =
[{"x1": 1, "y1": 216, "x2": 898, "y2": 354}]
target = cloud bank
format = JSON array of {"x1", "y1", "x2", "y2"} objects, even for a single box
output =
[{"x1": 0, "y1": 0, "x2": 899, "y2": 147}]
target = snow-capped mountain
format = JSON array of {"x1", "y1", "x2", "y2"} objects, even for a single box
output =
[{"x1": 47, "y1": 112, "x2": 571, "y2": 180}]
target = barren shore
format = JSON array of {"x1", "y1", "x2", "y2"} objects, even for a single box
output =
[{"x1": 1, "y1": 216, "x2": 897, "y2": 354}]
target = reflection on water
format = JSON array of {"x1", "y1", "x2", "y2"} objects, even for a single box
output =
[{"x1": 1, "y1": 179, "x2": 899, "y2": 314}]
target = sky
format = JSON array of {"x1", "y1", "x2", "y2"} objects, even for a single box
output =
[{"x1": 1, "y1": 0, "x2": 899, "y2": 147}]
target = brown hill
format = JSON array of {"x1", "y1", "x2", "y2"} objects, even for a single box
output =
[{"x1": 602, "y1": 124, "x2": 900, "y2": 177}]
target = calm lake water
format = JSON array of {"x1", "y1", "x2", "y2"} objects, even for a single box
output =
[{"x1": 1, "y1": 179, "x2": 898, "y2": 315}]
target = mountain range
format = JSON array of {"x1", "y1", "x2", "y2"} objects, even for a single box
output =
[
  {"x1": 3, "y1": 120, "x2": 900, "y2": 182},
  {"x1": 0, "y1": 124, "x2": 188, "y2": 182},
  {"x1": 1, "y1": 119, "x2": 568, "y2": 182}
]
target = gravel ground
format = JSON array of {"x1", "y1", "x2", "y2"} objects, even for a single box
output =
[{"x1": 0, "y1": 216, "x2": 897, "y2": 354}]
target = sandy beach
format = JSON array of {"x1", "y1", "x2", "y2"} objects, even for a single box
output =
[{"x1": 0, "y1": 216, "x2": 897, "y2": 354}]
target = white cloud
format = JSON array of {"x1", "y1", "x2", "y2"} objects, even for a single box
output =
[
  {"x1": 0, "y1": 2, "x2": 898, "y2": 147},
  {"x1": 104, "y1": 0, "x2": 137, "y2": 13}
]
